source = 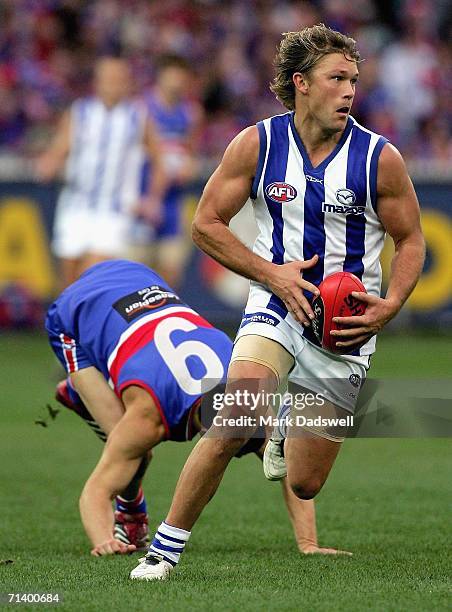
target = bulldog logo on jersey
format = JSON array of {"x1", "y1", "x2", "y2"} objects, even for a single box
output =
[{"x1": 265, "y1": 182, "x2": 297, "y2": 203}]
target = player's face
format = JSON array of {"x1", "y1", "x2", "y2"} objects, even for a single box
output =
[
  {"x1": 157, "y1": 66, "x2": 191, "y2": 102},
  {"x1": 94, "y1": 59, "x2": 132, "y2": 106},
  {"x1": 303, "y1": 53, "x2": 359, "y2": 133}
]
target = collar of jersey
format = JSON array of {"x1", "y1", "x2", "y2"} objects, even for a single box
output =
[{"x1": 289, "y1": 111, "x2": 354, "y2": 174}]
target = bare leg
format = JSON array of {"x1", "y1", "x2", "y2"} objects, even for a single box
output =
[
  {"x1": 285, "y1": 433, "x2": 342, "y2": 500},
  {"x1": 154, "y1": 237, "x2": 189, "y2": 290},
  {"x1": 165, "y1": 360, "x2": 278, "y2": 530},
  {"x1": 81, "y1": 252, "x2": 114, "y2": 273},
  {"x1": 58, "y1": 257, "x2": 81, "y2": 290},
  {"x1": 165, "y1": 436, "x2": 243, "y2": 530},
  {"x1": 121, "y1": 454, "x2": 150, "y2": 499}
]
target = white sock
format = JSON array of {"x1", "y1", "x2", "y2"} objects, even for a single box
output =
[{"x1": 148, "y1": 521, "x2": 191, "y2": 566}]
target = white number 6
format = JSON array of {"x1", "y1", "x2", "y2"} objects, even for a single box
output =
[{"x1": 154, "y1": 316, "x2": 225, "y2": 395}]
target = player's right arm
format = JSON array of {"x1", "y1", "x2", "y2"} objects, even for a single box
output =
[
  {"x1": 192, "y1": 126, "x2": 319, "y2": 324},
  {"x1": 35, "y1": 110, "x2": 71, "y2": 182}
]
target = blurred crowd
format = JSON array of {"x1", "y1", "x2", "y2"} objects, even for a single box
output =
[{"x1": 1, "y1": 0, "x2": 451, "y2": 175}]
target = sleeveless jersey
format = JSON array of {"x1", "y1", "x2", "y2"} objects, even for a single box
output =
[
  {"x1": 63, "y1": 97, "x2": 147, "y2": 213},
  {"x1": 46, "y1": 260, "x2": 232, "y2": 435},
  {"x1": 249, "y1": 112, "x2": 388, "y2": 356}
]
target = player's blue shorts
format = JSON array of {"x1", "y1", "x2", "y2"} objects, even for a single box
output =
[{"x1": 46, "y1": 260, "x2": 232, "y2": 440}]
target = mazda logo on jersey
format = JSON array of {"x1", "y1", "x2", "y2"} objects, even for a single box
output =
[
  {"x1": 335, "y1": 188, "x2": 356, "y2": 205},
  {"x1": 265, "y1": 182, "x2": 297, "y2": 203},
  {"x1": 322, "y1": 188, "x2": 364, "y2": 215}
]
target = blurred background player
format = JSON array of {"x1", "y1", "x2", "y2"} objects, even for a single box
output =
[
  {"x1": 130, "y1": 54, "x2": 203, "y2": 290},
  {"x1": 36, "y1": 57, "x2": 166, "y2": 290},
  {"x1": 47, "y1": 258, "x2": 349, "y2": 557}
]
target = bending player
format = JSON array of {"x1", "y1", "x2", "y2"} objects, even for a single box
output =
[
  {"x1": 46, "y1": 259, "x2": 349, "y2": 556},
  {"x1": 130, "y1": 24, "x2": 424, "y2": 580}
]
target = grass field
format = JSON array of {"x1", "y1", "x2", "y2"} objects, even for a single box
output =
[{"x1": 1, "y1": 332, "x2": 451, "y2": 611}]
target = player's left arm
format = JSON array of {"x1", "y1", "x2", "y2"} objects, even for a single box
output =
[
  {"x1": 332, "y1": 144, "x2": 425, "y2": 349},
  {"x1": 280, "y1": 478, "x2": 352, "y2": 556},
  {"x1": 253, "y1": 446, "x2": 351, "y2": 555},
  {"x1": 79, "y1": 386, "x2": 166, "y2": 556},
  {"x1": 138, "y1": 117, "x2": 168, "y2": 223}
]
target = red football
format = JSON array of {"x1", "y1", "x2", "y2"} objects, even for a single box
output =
[{"x1": 311, "y1": 272, "x2": 367, "y2": 354}]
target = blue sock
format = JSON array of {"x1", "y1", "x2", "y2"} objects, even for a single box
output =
[
  {"x1": 66, "y1": 378, "x2": 82, "y2": 405},
  {"x1": 116, "y1": 487, "x2": 147, "y2": 514}
]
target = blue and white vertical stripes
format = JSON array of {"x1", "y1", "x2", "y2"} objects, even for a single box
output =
[
  {"x1": 63, "y1": 97, "x2": 147, "y2": 214},
  {"x1": 149, "y1": 521, "x2": 191, "y2": 566}
]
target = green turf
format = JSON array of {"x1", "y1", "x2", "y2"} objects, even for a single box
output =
[{"x1": 0, "y1": 332, "x2": 451, "y2": 611}]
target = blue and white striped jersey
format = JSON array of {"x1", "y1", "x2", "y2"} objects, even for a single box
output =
[
  {"x1": 63, "y1": 97, "x2": 147, "y2": 213},
  {"x1": 249, "y1": 112, "x2": 388, "y2": 356}
]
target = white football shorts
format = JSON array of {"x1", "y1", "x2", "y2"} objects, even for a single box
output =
[
  {"x1": 52, "y1": 190, "x2": 132, "y2": 259},
  {"x1": 233, "y1": 306, "x2": 369, "y2": 415}
]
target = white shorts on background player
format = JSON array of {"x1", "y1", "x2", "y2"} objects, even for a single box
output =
[
  {"x1": 234, "y1": 307, "x2": 369, "y2": 414},
  {"x1": 52, "y1": 193, "x2": 131, "y2": 259}
]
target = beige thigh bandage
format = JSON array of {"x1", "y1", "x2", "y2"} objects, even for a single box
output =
[
  {"x1": 288, "y1": 388, "x2": 350, "y2": 443},
  {"x1": 295, "y1": 405, "x2": 348, "y2": 443},
  {"x1": 231, "y1": 335, "x2": 294, "y2": 386}
]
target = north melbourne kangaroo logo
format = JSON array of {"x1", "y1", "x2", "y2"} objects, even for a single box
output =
[
  {"x1": 322, "y1": 188, "x2": 365, "y2": 215},
  {"x1": 265, "y1": 182, "x2": 298, "y2": 203}
]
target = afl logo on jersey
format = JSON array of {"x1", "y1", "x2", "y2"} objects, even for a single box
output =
[{"x1": 265, "y1": 182, "x2": 297, "y2": 203}]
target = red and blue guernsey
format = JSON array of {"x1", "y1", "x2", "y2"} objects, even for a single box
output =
[{"x1": 46, "y1": 260, "x2": 232, "y2": 439}]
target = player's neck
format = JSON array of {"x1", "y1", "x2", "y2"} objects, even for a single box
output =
[
  {"x1": 293, "y1": 111, "x2": 344, "y2": 165},
  {"x1": 99, "y1": 96, "x2": 126, "y2": 109}
]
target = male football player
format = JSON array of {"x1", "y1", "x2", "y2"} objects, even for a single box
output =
[
  {"x1": 47, "y1": 259, "x2": 348, "y2": 556},
  {"x1": 36, "y1": 57, "x2": 166, "y2": 290},
  {"x1": 130, "y1": 24, "x2": 424, "y2": 579},
  {"x1": 130, "y1": 54, "x2": 203, "y2": 290}
]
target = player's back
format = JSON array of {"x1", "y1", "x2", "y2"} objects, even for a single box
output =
[
  {"x1": 47, "y1": 260, "x2": 191, "y2": 375},
  {"x1": 64, "y1": 97, "x2": 147, "y2": 210},
  {"x1": 46, "y1": 260, "x2": 232, "y2": 438}
]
